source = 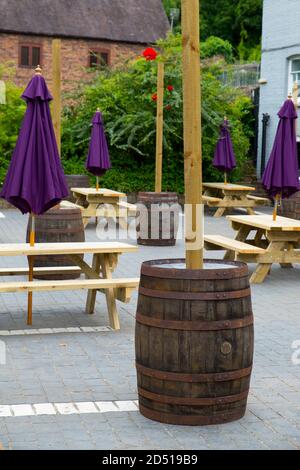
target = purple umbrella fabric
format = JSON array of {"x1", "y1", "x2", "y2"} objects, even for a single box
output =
[
  {"x1": 213, "y1": 119, "x2": 237, "y2": 173},
  {"x1": 0, "y1": 73, "x2": 68, "y2": 215},
  {"x1": 262, "y1": 99, "x2": 300, "y2": 198},
  {"x1": 86, "y1": 110, "x2": 111, "y2": 177}
]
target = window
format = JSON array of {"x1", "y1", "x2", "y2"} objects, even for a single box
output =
[
  {"x1": 288, "y1": 57, "x2": 300, "y2": 140},
  {"x1": 89, "y1": 50, "x2": 110, "y2": 68},
  {"x1": 19, "y1": 44, "x2": 41, "y2": 68},
  {"x1": 289, "y1": 57, "x2": 300, "y2": 103}
]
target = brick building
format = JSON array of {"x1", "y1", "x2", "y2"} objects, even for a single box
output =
[{"x1": 0, "y1": 0, "x2": 169, "y2": 91}]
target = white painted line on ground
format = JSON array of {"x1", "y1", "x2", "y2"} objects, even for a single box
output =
[
  {"x1": 11, "y1": 404, "x2": 35, "y2": 417},
  {"x1": 75, "y1": 402, "x2": 98, "y2": 414},
  {"x1": 0, "y1": 400, "x2": 139, "y2": 418},
  {"x1": 95, "y1": 401, "x2": 119, "y2": 413},
  {"x1": 0, "y1": 326, "x2": 112, "y2": 337},
  {"x1": 33, "y1": 403, "x2": 56, "y2": 416},
  {"x1": 55, "y1": 403, "x2": 79, "y2": 415}
]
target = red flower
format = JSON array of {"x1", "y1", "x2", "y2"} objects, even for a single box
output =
[
  {"x1": 151, "y1": 93, "x2": 158, "y2": 102},
  {"x1": 143, "y1": 47, "x2": 158, "y2": 61},
  {"x1": 167, "y1": 85, "x2": 174, "y2": 92},
  {"x1": 165, "y1": 104, "x2": 172, "y2": 111}
]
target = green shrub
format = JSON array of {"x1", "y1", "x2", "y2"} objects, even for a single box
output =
[
  {"x1": 62, "y1": 34, "x2": 253, "y2": 193},
  {"x1": 0, "y1": 64, "x2": 26, "y2": 183},
  {"x1": 201, "y1": 36, "x2": 234, "y2": 63}
]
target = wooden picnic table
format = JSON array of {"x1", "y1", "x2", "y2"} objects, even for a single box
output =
[
  {"x1": 0, "y1": 242, "x2": 139, "y2": 329},
  {"x1": 71, "y1": 187, "x2": 136, "y2": 228},
  {"x1": 204, "y1": 214, "x2": 300, "y2": 283},
  {"x1": 202, "y1": 182, "x2": 270, "y2": 217}
]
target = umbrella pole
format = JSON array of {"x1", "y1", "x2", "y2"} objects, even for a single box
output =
[
  {"x1": 27, "y1": 214, "x2": 35, "y2": 325},
  {"x1": 224, "y1": 172, "x2": 227, "y2": 185},
  {"x1": 273, "y1": 194, "x2": 280, "y2": 221},
  {"x1": 96, "y1": 176, "x2": 99, "y2": 191}
]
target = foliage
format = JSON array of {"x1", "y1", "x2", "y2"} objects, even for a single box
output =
[
  {"x1": 201, "y1": 36, "x2": 234, "y2": 63},
  {"x1": 0, "y1": 64, "x2": 26, "y2": 183},
  {"x1": 162, "y1": 0, "x2": 263, "y2": 61},
  {"x1": 62, "y1": 34, "x2": 253, "y2": 193}
]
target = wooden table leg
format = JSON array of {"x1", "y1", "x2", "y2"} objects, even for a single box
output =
[
  {"x1": 214, "y1": 207, "x2": 227, "y2": 218},
  {"x1": 250, "y1": 263, "x2": 272, "y2": 284},
  {"x1": 246, "y1": 208, "x2": 255, "y2": 215},
  {"x1": 280, "y1": 242, "x2": 294, "y2": 269},
  {"x1": 82, "y1": 202, "x2": 99, "y2": 227},
  {"x1": 100, "y1": 254, "x2": 120, "y2": 330},
  {"x1": 85, "y1": 254, "x2": 101, "y2": 314},
  {"x1": 224, "y1": 225, "x2": 252, "y2": 261},
  {"x1": 27, "y1": 256, "x2": 34, "y2": 325},
  {"x1": 250, "y1": 241, "x2": 285, "y2": 284}
]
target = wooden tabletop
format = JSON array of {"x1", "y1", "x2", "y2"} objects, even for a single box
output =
[
  {"x1": 0, "y1": 242, "x2": 138, "y2": 257},
  {"x1": 227, "y1": 214, "x2": 300, "y2": 232},
  {"x1": 71, "y1": 187, "x2": 126, "y2": 198},
  {"x1": 203, "y1": 183, "x2": 255, "y2": 192}
]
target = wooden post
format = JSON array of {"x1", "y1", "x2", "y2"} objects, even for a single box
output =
[
  {"x1": 52, "y1": 39, "x2": 62, "y2": 155},
  {"x1": 155, "y1": 61, "x2": 164, "y2": 193},
  {"x1": 182, "y1": 0, "x2": 203, "y2": 269}
]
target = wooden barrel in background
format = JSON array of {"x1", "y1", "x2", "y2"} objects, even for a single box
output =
[
  {"x1": 26, "y1": 206, "x2": 85, "y2": 280},
  {"x1": 65, "y1": 174, "x2": 90, "y2": 203},
  {"x1": 135, "y1": 259, "x2": 254, "y2": 426},
  {"x1": 280, "y1": 192, "x2": 300, "y2": 220},
  {"x1": 136, "y1": 192, "x2": 179, "y2": 247}
]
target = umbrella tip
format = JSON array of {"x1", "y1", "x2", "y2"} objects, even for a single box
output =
[
  {"x1": 224, "y1": 115, "x2": 227, "y2": 121},
  {"x1": 35, "y1": 65, "x2": 42, "y2": 75},
  {"x1": 288, "y1": 93, "x2": 292, "y2": 99},
  {"x1": 97, "y1": 107, "x2": 100, "y2": 112}
]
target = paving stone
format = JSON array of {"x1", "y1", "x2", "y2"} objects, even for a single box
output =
[{"x1": 0, "y1": 209, "x2": 299, "y2": 450}]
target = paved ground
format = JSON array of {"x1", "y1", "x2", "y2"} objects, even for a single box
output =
[{"x1": 0, "y1": 208, "x2": 299, "y2": 450}]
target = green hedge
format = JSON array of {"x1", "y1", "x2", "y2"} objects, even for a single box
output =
[{"x1": 62, "y1": 34, "x2": 253, "y2": 193}]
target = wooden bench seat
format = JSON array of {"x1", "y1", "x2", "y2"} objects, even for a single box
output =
[
  {"x1": 204, "y1": 235, "x2": 265, "y2": 254},
  {"x1": 60, "y1": 200, "x2": 84, "y2": 211},
  {"x1": 118, "y1": 201, "x2": 137, "y2": 214},
  {"x1": 202, "y1": 195, "x2": 223, "y2": 204},
  {"x1": 0, "y1": 277, "x2": 139, "y2": 294},
  {"x1": 0, "y1": 266, "x2": 82, "y2": 277},
  {"x1": 247, "y1": 195, "x2": 271, "y2": 205}
]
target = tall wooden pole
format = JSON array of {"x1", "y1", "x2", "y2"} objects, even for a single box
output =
[
  {"x1": 155, "y1": 61, "x2": 164, "y2": 193},
  {"x1": 52, "y1": 39, "x2": 62, "y2": 155},
  {"x1": 182, "y1": 0, "x2": 203, "y2": 269}
]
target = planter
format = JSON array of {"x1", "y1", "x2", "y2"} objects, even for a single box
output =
[
  {"x1": 26, "y1": 206, "x2": 85, "y2": 280},
  {"x1": 136, "y1": 192, "x2": 179, "y2": 246},
  {"x1": 135, "y1": 259, "x2": 254, "y2": 426},
  {"x1": 65, "y1": 174, "x2": 90, "y2": 203}
]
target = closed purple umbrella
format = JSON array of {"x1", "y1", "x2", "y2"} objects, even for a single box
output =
[
  {"x1": 86, "y1": 109, "x2": 111, "y2": 190},
  {"x1": 0, "y1": 66, "x2": 68, "y2": 325},
  {"x1": 213, "y1": 118, "x2": 236, "y2": 183},
  {"x1": 1, "y1": 69, "x2": 68, "y2": 217},
  {"x1": 262, "y1": 98, "x2": 300, "y2": 220}
]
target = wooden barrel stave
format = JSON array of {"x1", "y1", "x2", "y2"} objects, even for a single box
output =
[
  {"x1": 26, "y1": 207, "x2": 85, "y2": 280},
  {"x1": 65, "y1": 175, "x2": 90, "y2": 204},
  {"x1": 136, "y1": 192, "x2": 179, "y2": 246},
  {"x1": 135, "y1": 259, "x2": 254, "y2": 425}
]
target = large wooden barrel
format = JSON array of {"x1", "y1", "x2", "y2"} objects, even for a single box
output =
[
  {"x1": 280, "y1": 192, "x2": 300, "y2": 220},
  {"x1": 65, "y1": 174, "x2": 90, "y2": 203},
  {"x1": 135, "y1": 259, "x2": 254, "y2": 426},
  {"x1": 136, "y1": 192, "x2": 179, "y2": 246},
  {"x1": 26, "y1": 206, "x2": 85, "y2": 280}
]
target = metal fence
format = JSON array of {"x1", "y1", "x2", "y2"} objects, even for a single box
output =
[{"x1": 220, "y1": 63, "x2": 260, "y2": 89}]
